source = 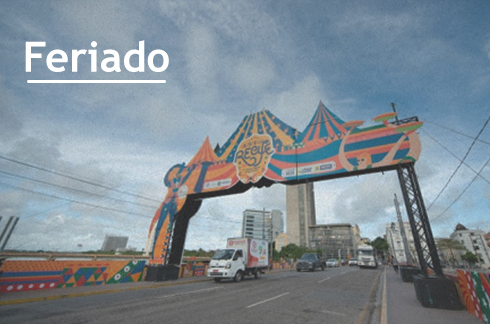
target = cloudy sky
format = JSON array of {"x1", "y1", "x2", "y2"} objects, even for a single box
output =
[{"x1": 1, "y1": 0, "x2": 489, "y2": 252}]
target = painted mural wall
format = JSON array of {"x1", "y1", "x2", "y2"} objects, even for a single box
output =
[
  {"x1": 147, "y1": 102, "x2": 423, "y2": 264},
  {"x1": 0, "y1": 260, "x2": 146, "y2": 293}
]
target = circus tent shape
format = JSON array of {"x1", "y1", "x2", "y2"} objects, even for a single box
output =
[
  {"x1": 215, "y1": 110, "x2": 298, "y2": 163},
  {"x1": 188, "y1": 136, "x2": 218, "y2": 166},
  {"x1": 296, "y1": 101, "x2": 350, "y2": 144}
]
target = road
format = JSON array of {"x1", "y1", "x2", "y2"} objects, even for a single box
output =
[{"x1": 0, "y1": 267, "x2": 381, "y2": 324}]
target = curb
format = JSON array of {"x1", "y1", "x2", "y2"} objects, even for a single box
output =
[
  {"x1": 0, "y1": 277, "x2": 212, "y2": 306},
  {"x1": 0, "y1": 269, "x2": 294, "y2": 306}
]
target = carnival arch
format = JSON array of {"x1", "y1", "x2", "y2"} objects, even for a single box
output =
[{"x1": 144, "y1": 102, "x2": 457, "y2": 308}]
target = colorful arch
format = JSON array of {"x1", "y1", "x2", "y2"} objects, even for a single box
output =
[{"x1": 146, "y1": 101, "x2": 423, "y2": 265}]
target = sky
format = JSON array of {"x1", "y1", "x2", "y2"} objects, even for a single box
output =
[{"x1": 0, "y1": 0, "x2": 489, "y2": 252}]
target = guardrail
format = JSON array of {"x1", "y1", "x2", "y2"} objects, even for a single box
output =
[{"x1": 0, "y1": 252, "x2": 210, "y2": 262}]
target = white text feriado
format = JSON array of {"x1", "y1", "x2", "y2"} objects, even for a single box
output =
[{"x1": 26, "y1": 41, "x2": 169, "y2": 73}]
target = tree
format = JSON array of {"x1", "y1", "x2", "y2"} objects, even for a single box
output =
[
  {"x1": 275, "y1": 243, "x2": 315, "y2": 261},
  {"x1": 436, "y1": 238, "x2": 465, "y2": 267},
  {"x1": 371, "y1": 237, "x2": 389, "y2": 251},
  {"x1": 370, "y1": 237, "x2": 389, "y2": 261},
  {"x1": 461, "y1": 252, "x2": 480, "y2": 267}
]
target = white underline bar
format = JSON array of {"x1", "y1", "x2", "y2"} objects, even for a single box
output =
[{"x1": 27, "y1": 80, "x2": 166, "y2": 84}]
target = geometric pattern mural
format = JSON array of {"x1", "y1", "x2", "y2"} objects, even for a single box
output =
[
  {"x1": 457, "y1": 269, "x2": 490, "y2": 324},
  {"x1": 0, "y1": 260, "x2": 146, "y2": 293}
]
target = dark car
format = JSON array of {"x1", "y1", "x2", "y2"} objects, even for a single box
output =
[{"x1": 296, "y1": 253, "x2": 326, "y2": 272}]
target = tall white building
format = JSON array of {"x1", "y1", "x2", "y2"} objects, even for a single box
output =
[
  {"x1": 286, "y1": 183, "x2": 316, "y2": 247},
  {"x1": 242, "y1": 209, "x2": 284, "y2": 242},
  {"x1": 450, "y1": 223, "x2": 490, "y2": 269},
  {"x1": 386, "y1": 222, "x2": 417, "y2": 265}
]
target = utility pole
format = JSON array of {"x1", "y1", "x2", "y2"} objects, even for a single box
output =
[
  {"x1": 394, "y1": 194, "x2": 414, "y2": 265},
  {"x1": 391, "y1": 102, "x2": 400, "y2": 124},
  {"x1": 0, "y1": 216, "x2": 19, "y2": 251}
]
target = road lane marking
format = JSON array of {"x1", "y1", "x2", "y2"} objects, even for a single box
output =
[
  {"x1": 357, "y1": 268, "x2": 382, "y2": 324},
  {"x1": 157, "y1": 286, "x2": 223, "y2": 299},
  {"x1": 380, "y1": 267, "x2": 387, "y2": 324},
  {"x1": 246, "y1": 292, "x2": 290, "y2": 308},
  {"x1": 320, "y1": 309, "x2": 346, "y2": 317},
  {"x1": 318, "y1": 277, "x2": 331, "y2": 283}
]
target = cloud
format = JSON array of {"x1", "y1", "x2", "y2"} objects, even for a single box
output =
[
  {"x1": 53, "y1": 1, "x2": 142, "y2": 51},
  {"x1": 184, "y1": 23, "x2": 219, "y2": 100},
  {"x1": 0, "y1": 78, "x2": 23, "y2": 144},
  {"x1": 158, "y1": 0, "x2": 281, "y2": 52},
  {"x1": 485, "y1": 39, "x2": 490, "y2": 59},
  {"x1": 226, "y1": 53, "x2": 275, "y2": 94},
  {"x1": 259, "y1": 74, "x2": 324, "y2": 129}
]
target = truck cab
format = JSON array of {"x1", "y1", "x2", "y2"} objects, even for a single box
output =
[
  {"x1": 357, "y1": 246, "x2": 378, "y2": 269},
  {"x1": 208, "y1": 249, "x2": 245, "y2": 282},
  {"x1": 207, "y1": 238, "x2": 268, "y2": 282}
]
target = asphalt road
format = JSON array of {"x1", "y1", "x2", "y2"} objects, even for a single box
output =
[{"x1": 0, "y1": 267, "x2": 381, "y2": 324}]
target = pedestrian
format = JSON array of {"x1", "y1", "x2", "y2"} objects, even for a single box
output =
[{"x1": 393, "y1": 259, "x2": 399, "y2": 274}]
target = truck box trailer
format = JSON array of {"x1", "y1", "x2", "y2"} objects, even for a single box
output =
[{"x1": 207, "y1": 237, "x2": 269, "y2": 282}]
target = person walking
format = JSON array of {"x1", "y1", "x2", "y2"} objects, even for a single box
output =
[{"x1": 393, "y1": 259, "x2": 399, "y2": 274}]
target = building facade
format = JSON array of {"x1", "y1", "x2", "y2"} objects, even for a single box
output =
[
  {"x1": 275, "y1": 233, "x2": 288, "y2": 252},
  {"x1": 242, "y1": 209, "x2": 284, "y2": 242},
  {"x1": 309, "y1": 223, "x2": 360, "y2": 260},
  {"x1": 101, "y1": 235, "x2": 129, "y2": 252},
  {"x1": 386, "y1": 222, "x2": 417, "y2": 265},
  {"x1": 286, "y1": 183, "x2": 316, "y2": 247},
  {"x1": 450, "y1": 224, "x2": 490, "y2": 269}
]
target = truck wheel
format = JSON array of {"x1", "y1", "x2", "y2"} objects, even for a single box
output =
[
  {"x1": 254, "y1": 269, "x2": 262, "y2": 279},
  {"x1": 296, "y1": 268, "x2": 301, "y2": 272},
  {"x1": 214, "y1": 278, "x2": 222, "y2": 283},
  {"x1": 233, "y1": 270, "x2": 243, "y2": 282}
]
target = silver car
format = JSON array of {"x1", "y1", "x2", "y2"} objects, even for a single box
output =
[{"x1": 326, "y1": 259, "x2": 338, "y2": 267}]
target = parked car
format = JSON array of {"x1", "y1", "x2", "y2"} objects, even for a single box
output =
[
  {"x1": 326, "y1": 259, "x2": 339, "y2": 267},
  {"x1": 349, "y1": 258, "x2": 358, "y2": 266}
]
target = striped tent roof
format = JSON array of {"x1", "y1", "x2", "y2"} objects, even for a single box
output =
[
  {"x1": 216, "y1": 110, "x2": 298, "y2": 162},
  {"x1": 296, "y1": 101, "x2": 348, "y2": 143},
  {"x1": 188, "y1": 136, "x2": 218, "y2": 166}
]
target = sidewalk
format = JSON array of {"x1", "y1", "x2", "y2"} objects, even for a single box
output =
[{"x1": 383, "y1": 266, "x2": 481, "y2": 324}]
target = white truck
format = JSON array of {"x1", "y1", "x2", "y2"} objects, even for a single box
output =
[
  {"x1": 207, "y1": 237, "x2": 268, "y2": 282},
  {"x1": 357, "y1": 245, "x2": 378, "y2": 269}
]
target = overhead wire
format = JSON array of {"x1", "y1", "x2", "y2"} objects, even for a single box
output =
[
  {"x1": 431, "y1": 155, "x2": 490, "y2": 221},
  {"x1": 426, "y1": 114, "x2": 490, "y2": 211},
  {"x1": 0, "y1": 153, "x2": 164, "y2": 249},
  {"x1": 421, "y1": 131, "x2": 490, "y2": 186},
  {"x1": 0, "y1": 169, "x2": 158, "y2": 209},
  {"x1": 0, "y1": 155, "x2": 162, "y2": 203},
  {"x1": 0, "y1": 181, "x2": 152, "y2": 219},
  {"x1": 426, "y1": 120, "x2": 490, "y2": 146},
  {"x1": 427, "y1": 116, "x2": 490, "y2": 210}
]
